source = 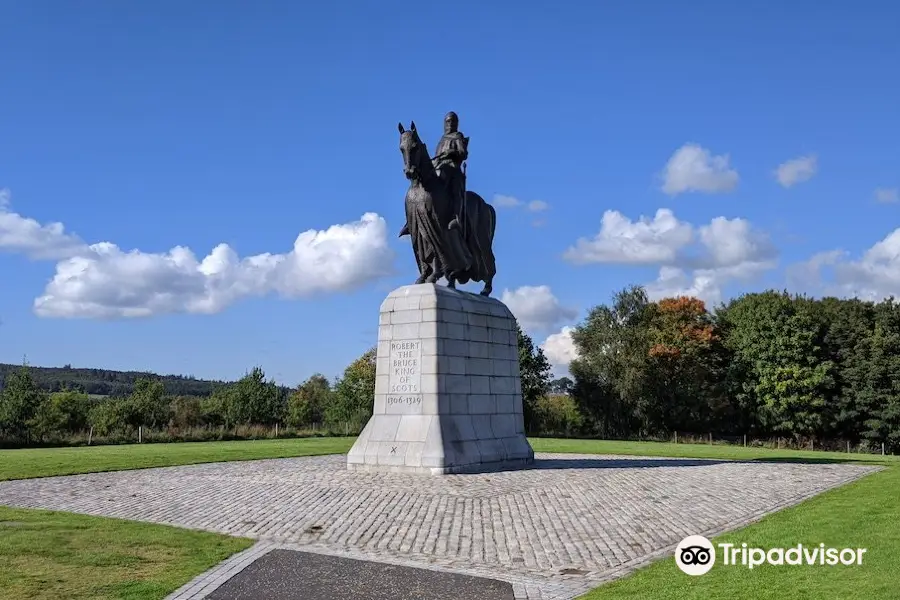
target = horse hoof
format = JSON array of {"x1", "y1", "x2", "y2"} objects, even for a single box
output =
[{"x1": 480, "y1": 287, "x2": 492, "y2": 296}]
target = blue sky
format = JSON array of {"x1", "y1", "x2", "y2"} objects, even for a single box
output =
[{"x1": 2, "y1": 1, "x2": 898, "y2": 384}]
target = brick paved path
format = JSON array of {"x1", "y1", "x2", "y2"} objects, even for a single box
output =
[{"x1": 0, "y1": 453, "x2": 877, "y2": 599}]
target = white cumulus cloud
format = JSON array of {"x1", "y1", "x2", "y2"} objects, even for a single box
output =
[
  {"x1": 697, "y1": 216, "x2": 777, "y2": 271},
  {"x1": 501, "y1": 285, "x2": 577, "y2": 331},
  {"x1": 1, "y1": 190, "x2": 394, "y2": 319},
  {"x1": 527, "y1": 200, "x2": 549, "y2": 212},
  {"x1": 792, "y1": 228, "x2": 900, "y2": 301},
  {"x1": 645, "y1": 267, "x2": 725, "y2": 306},
  {"x1": 0, "y1": 189, "x2": 87, "y2": 260},
  {"x1": 33, "y1": 213, "x2": 394, "y2": 319},
  {"x1": 566, "y1": 207, "x2": 777, "y2": 305},
  {"x1": 661, "y1": 143, "x2": 739, "y2": 195},
  {"x1": 775, "y1": 155, "x2": 817, "y2": 188},
  {"x1": 541, "y1": 326, "x2": 579, "y2": 373},
  {"x1": 563, "y1": 208, "x2": 694, "y2": 265}
]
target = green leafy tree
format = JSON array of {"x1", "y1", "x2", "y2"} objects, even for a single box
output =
[
  {"x1": 570, "y1": 285, "x2": 654, "y2": 437},
  {"x1": 224, "y1": 367, "x2": 283, "y2": 426},
  {"x1": 0, "y1": 364, "x2": 46, "y2": 441},
  {"x1": 125, "y1": 378, "x2": 170, "y2": 429},
  {"x1": 516, "y1": 324, "x2": 552, "y2": 433},
  {"x1": 857, "y1": 300, "x2": 900, "y2": 449},
  {"x1": 645, "y1": 296, "x2": 726, "y2": 434},
  {"x1": 548, "y1": 377, "x2": 574, "y2": 395},
  {"x1": 717, "y1": 291, "x2": 835, "y2": 439},
  {"x1": 326, "y1": 348, "x2": 376, "y2": 433},
  {"x1": 170, "y1": 396, "x2": 203, "y2": 429},
  {"x1": 287, "y1": 374, "x2": 332, "y2": 428},
  {"x1": 89, "y1": 398, "x2": 129, "y2": 436},
  {"x1": 532, "y1": 394, "x2": 584, "y2": 436},
  {"x1": 200, "y1": 387, "x2": 229, "y2": 427},
  {"x1": 30, "y1": 390, "x2": 92, "y2": 440}
]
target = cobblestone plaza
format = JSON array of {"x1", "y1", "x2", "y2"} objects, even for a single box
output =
[{"x1": 0, "y1": 452, "x2": 877, "y2": 599}]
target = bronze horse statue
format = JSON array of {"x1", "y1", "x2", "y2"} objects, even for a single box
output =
[{"x1": 397, "y1": 121, "x2": 496, "y2": 296}]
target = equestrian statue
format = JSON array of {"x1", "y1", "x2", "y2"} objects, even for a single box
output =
[{"x1": 397, "y1": 112, "x2": 497, "y2": 296}]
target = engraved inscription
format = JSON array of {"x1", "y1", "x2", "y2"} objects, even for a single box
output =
[
  {"x1": 389, "y1": 340, "x2": 422, "y2": 394},
  {"x1": 387, "y1": 395, "x2": 422, "y2": 406}
]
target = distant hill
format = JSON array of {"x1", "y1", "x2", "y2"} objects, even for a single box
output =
[{"x1": 0, "y1": 363, "x2": 227, "y2": 397}]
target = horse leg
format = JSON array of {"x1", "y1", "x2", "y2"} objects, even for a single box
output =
[
  {"x1": 446, "y1": 272, "x2": 457, "y2": 289},
  {"x1": 480, "y1": 276, "x2": 493, "y2": 296},
  {"x1": 415, "y1": 254, "x2": 432, "y2": 284},
  {"x1": 425, "y1": 257, "x2": 443, "y2": 284}
]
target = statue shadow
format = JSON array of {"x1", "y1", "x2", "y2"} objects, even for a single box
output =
[{"x1": 527, "y1": 457, "x2": 731, "y2": 471}]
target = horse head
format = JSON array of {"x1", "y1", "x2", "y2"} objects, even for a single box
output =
[{"x1": 398, "y1": 121, "x2": 431, "y2": 182}]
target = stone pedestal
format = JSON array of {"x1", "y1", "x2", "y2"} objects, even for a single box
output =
[{"x1": 347, "y1": 284, "x2": 534, "y2": 475}]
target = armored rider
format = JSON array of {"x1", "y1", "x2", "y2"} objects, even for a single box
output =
[{"x1": 432, "y1": 111, "x2": 469, "y2": 235}]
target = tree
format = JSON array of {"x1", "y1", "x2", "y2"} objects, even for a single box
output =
[
  {"x1": 30, "y1": 390, "x2": 92, "y2": 440},
  {"x1": 856, "y1": 300, "x2": 900, "y2": 449},
  {"x1": 818, "y1": 297, "x2": 876, "y2": 441},
  {"x1": 125, "y1": 378, "x2": 170, "y2": 429},
  {"x1": 170, "y1": 395, "x2": 203, "y2": 429},
  {"x1": 326, "y1": 348, "x2": 376, "y2": 433},
  {"x1": 570, "y1": 285, "x2": 654, "y2": 437},
  {"x1": 89, "y1": 398, "x2": 130, "y2": 436},
  {"x1": 644, "y1": 296, "x2": 725, "y2": 434},
  {"x1": 0, "y1": 364, "x2": 46, "y2": 441},
  {"x1": 717, "y1": 291, "x2": 835, "y2": 439},
  {"x1": 516, "y1": 324, "x2": 552, "y2": 433},
  {"x1": 224, "y1": 367, "x2": 283, "y2": 426},
  {"x1": 287, "y1": 374, "x2": 332, "y2": 428},
  {"x1": 548, "y1": 377, "x2": 574, "y2": 395}
]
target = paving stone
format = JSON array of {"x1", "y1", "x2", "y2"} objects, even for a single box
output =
[{"x1": 0, "y1": 452, "x2": 877, "y2": 600}]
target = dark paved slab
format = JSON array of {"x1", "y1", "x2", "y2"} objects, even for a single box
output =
[{"x1": 207, "y1": 549, "x2": 516, "y2": 600}]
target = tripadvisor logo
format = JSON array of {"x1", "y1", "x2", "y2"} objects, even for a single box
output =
[
  {"x1": 675, "y1": 536, "x2": 867, "y2": 575},
  {"x1": 675, "y1": 535, "x2": 716, "y2": 576}
]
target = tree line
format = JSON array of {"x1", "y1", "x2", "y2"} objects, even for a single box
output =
[
  {"x1": 0, "y1": 328, "x2": 555, "y2": 448},
  {"x1": 0, "y1": 363, "x2": 225, "y2": 397},
  {"x1": 3, "y1": 285, "x2": 898, "y2": 452},
  {"x1": 568, "y1": 286, "x2": 900, "y2": 452}
]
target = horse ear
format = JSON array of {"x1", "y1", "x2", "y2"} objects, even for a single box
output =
[
  {"x1": 398, "y1": 122, "x2": 405, "y2": 134},
  {"x1": 410, "y1": 121, "x2": 417, "y2": 132}
]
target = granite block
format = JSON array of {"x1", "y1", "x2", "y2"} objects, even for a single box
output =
[{"x1": 347, "y1": 284, "x2": 534, "y2": 475}]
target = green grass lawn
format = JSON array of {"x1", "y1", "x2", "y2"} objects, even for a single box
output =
[
  {"x1": 1, "y1": 436, "x2": 897, "y2": 599},
  {"x1": 0, "y1": 507, "x2": 252, "y2": 600},
  {"x1": 530, "y1": 437, "x2": 897, "y2": 465},
  {"x1": 527, "y1": 439, "x2": 896, "y2": 600},
  {"x1": 0, "y1": 436, "x2": 355, "y2": 481}
]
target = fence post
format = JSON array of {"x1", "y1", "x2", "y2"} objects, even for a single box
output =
[
  {"x1": 138, "y1": 426, "x2": 142, "y2": 444},
  {"x1": 88, "y1": 426, "x2": 93, "y2": 446},
  {"x1": 275, "y1": 423, "x2": 279, "y2": 438},
  {"x1": 882, "y1": 443, "x2": 885, "y2": 456},
  {"x1": 709, "y1": 433, "x2": 712, "y2": 445},
  {"x1": 743, "y1": 434, "x2": 747, "y2": 447},
  {"x1": 847, "y1": 441, "x2": 850, "y2": 453},
  {"x1": 674, "y1": 432, "x2": 678, "y2": 444}
]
